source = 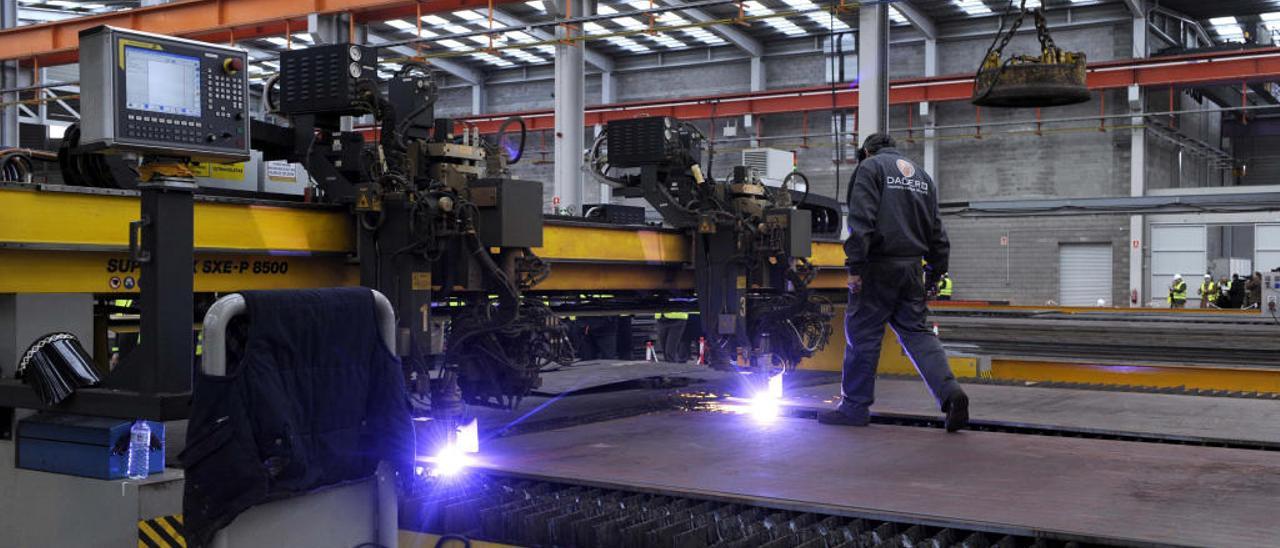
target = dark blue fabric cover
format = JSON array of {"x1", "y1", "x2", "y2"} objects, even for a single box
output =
[{"x1": 180, "y1": 288, "x2": 414, "y2": 547}]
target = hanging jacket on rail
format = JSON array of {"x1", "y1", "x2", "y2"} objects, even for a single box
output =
[{"x1": 180, "y1": 288, "x2": 414, "y2": 547}]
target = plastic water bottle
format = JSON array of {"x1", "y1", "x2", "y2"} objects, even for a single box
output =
[{"x1": 127, "y1": 420, "x2": 151, "y2": 480}]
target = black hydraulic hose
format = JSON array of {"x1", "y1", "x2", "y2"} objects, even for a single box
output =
[{"x1": 495, "y1": 116, "x2": 527, "y2": 164}]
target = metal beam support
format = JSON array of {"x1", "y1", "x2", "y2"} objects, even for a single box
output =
[
  {"x1": 856, "y1": 2, "x2": 889, "y2": 140},
  {"x1": 600, "y1": 71, "x2": 616, "y2": 104},
  {"x1": 472, "y1": 82, "x2": 486, "y2": 115},
  {"x1": 1129, "y1": 12, "x2": 1147, "y2": 307},
  {"x1": 892, "y1": 0, "x2": 935, "y2": 40},
  {"x1": 489, "y1": 8, "x2": 614, "y2": 72},
  {"x1": 1122, "y1": 0, "x2": 1143, "y2": 17},
  {"x1": 657, "y1": 0, "x2": 763, "y2": 57},
  {"x1": 553, "y1": 0, "x2": 586, "y2": 214},
  {"x1": 365, "y1": 32, "x2": 483, "y2": 84},
  {"x1": 0, "y1": 0, "x2": 526, "y2": 65}
]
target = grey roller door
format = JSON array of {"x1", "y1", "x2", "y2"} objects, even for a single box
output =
[
  {"x1": 1258, "y1": 224, "x2": 1280, "y2": 274},
  {"x1": 1060, "y1": 244, "x2": 1113, "y2": 306}
]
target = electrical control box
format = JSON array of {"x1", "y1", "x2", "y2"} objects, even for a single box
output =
[
  {"x1": 78, "y1": 26, "x2": 250, "y2": 162},
  {"x1": 1263, "y1": 272, "x2": 1280, "y2": 319},
  {"x1": 278, "y1": 43, "x2": 379, "y2": 116},
  {"x1": 765, "y1": 208, "x2": 812, "y2": 258},
  {"x1": 471, "y1": 178, "x2": 543, "y2": 248}
]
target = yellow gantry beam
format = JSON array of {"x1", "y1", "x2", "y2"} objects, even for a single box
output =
[{"x1": 0, "y1": 185, "x2": 845, "y2": 293}]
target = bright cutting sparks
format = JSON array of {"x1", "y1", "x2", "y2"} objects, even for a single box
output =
[
  {"x1": 748, "y1": 373, "x2": 784, "y2": 423},
  {"x1": 418, "y1": 418, "x2": 480, "y2": 477}
]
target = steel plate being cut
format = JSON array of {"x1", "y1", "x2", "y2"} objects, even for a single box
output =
[{"x1": 475, "y1": 411, "x2": 1280, "y2": 546}]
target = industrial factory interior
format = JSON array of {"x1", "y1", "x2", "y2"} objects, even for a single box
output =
[{"x1": 3, "y1": 0, "x2": 1280, "y2": 546}]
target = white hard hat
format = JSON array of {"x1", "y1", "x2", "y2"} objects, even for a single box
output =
[
  {"x1": 1205, "y1": 274, "x2": 1212, "y2": 278},
  {"x1": 1174, "y1": 274, "x2": 1182, "y2": 279}
]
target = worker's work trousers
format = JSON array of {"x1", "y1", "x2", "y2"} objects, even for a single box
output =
[
  {"x1": 656, "y1": 318, "x2": 689, "y2": 362},
  {"x1": 839, "y1": 259, "x2": 961, "y2": 419},
  {"x1": 1199, "y1": 296, "x2": 1212, "y2": 309},
  {"x1": 1170, "y1": 300, "x2": 1186, "y2": 309}
]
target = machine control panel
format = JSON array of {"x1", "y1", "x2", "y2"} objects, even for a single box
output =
[{"x1": 79, "y1": 26, "x2": 250, "y2": 162}]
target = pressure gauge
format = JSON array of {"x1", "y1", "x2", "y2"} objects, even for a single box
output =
[
  {"x1": 349, "y1": 62, "x2": 363, "y2": 78},
  {"x1": 348, "y1": 45, "x2": 363, "y2": 61}
]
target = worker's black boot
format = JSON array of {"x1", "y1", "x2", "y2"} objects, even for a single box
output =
[
  {"x1": 817, "y1": 409, "x2": 870, "y2": 427},
  {"x1": 942, "y1": 390, "x2": 969, "y2": 433}
]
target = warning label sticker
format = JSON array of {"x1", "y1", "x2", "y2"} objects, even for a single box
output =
[{"x1": 265, "y1": 161, "x2": 298, "y2": 183}]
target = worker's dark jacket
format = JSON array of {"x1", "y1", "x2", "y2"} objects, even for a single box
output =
[
  {"x1": 180, "y1": 288, "x2": 414, "y2": 547},
  {"x1": 844, "y1": 147, "x2": 950, "y2": 276}
]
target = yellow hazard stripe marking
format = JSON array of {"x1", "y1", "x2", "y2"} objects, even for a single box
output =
[
  {"x1": 154, "y1": 516, "x2": 186, "y2": 547},
  {"x1": 138, "y1": 515, "x2": 185, "y2": 548}
]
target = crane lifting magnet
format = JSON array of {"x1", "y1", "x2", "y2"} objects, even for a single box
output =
[{"x1": 971, "y1": 1, "x2": 1089, "y2": 108}]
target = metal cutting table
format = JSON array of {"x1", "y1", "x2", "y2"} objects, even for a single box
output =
[{"x1": 467, "y1": 410, "x2": 1280, "y2": 547}]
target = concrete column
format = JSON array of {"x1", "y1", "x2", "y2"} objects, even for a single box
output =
[
  {"x1": 553, "y1": 0, "x2": 586, "y2": 215},
  {"x1": 1129, "y1": 11, "x2": 1147, "y2": 306},
  {"x1": 471, "y1": 83, "x2": 486, "y2": 115},
  {"x1": 1, "y1": 0, "x2": 19, "y2": 148},
  {"x1": 749, "y1": 57, "x2": 764, "y2": 147},
  {"x1": 856, "y1": 3, "x2": 889, "y2": 141},
  {"x1": 597, "y1": 71, "x2": 615, "y2": 203},
  {"x1": 600, "y1": 71, "x2": 616, "y2": 104},
  {"x1": 308, "y1": 12, "x2": 345, "y2": 43},
  {"x1": 922, "y1": 38, "x2": 937, "y2": 177}
]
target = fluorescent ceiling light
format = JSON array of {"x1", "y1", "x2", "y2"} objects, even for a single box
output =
[
  {"x1": 525, "y1": 1, "x2": 544, "y2": 11},
  {"x1": 682, "y1": 28, "x2": 725, "y2": 44},
  {"x1": 472, "y1": 53, "x2": 514, "y2": 67},
  {"x1": 81, "y1": 3, "x2": 106, "y2": 9},
  {"x1": 504, "y1": 31, "x2": 536, "y2": 42},
  {"x1": 386, "y1": 19, "x2": 416, "y2": 30},
  {"x1": 743, "y1": 1, "x2": 774, "y2": 15},
  {"x1": 763, "y1": 16, "x2": 805, "y2": 36},
  {"x1": 584, "y1": 22, "x2": 607, "y2": 33},
  {"x1": 605, "y1": 36, "x2": 650, "y2": 52},
  {"x1": 421, "y1": 15, "x2": 450, "y2": 26},
  {"x1": 1210, "y1": 16, "x2": 1244, "y2": 42},
  {"x1": 534, "y1": 44, "x2": 556, "y2": 53},
  {"x1": 953, "y1": 0, "x2": 991, "y2": 16},
  {"x1": 597, "y1": 5, "x2": 618, "y2": 14},
  {"x1": 613, "y1": 16, "x2": 646, "y2": 30},
  {"x1": 437, "y1": 39, "x2": 469, "y2": 51},
  {"x1": 888, "y1": 7, "x2": 908, "y2": 24},
  {"x1": 418, "y1": 29, "x2": 439, "y2": 38},
  {"x1": 807, "y1": 12, "x2": 849, "y2": 30},
  {"x1": 44, "y1": 0, "x2": 79, "y2": 7},
  {"x1": 292, "y1": 33, "x2": 314, "y2": 43},
  {"x1": 454, "y1": 10, "x2": 484, "y2": 21},
  {"x1": 264, "y1": 37, "x2": 290, "y2": 47},
  {"x1": 466, "y1": 35, "x2": 490, "y2": 45},
  {"x1": 782, "y1": 0, "x2": 816, "y2": 8},
  {"x1": 443, "y1": 24, "x2": 471, "y2": 34}
]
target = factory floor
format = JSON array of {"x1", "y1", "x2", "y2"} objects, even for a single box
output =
[{"x1": 418, "y1": 359, "x2": 1280, "y2": 547}]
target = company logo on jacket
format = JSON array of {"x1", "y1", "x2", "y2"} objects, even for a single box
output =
[{"x1": 886, "y1": 158, "x2": 928, "y2": 194}]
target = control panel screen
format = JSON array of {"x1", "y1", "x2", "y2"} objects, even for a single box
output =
[{"x1": 124, "y1": 46, "x2": 201, "y2": 117}]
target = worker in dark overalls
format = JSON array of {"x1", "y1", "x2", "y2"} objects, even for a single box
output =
[{"x1": 819, "y1": 133, "x2": 969, "y2": 432}]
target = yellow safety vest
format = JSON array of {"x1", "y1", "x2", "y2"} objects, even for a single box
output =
[
  {"x1": 1199, "y1": 281, "x2": 1217, "y2": 299},
  {"x1": 1168, "y1": 281, "x2": 1187, "y2": 303},
  {"x1": 657, "y1": 312, "x2": 690, "y2": 320},
  {"x1": 938, "y1": 278, "x2": 952, "y2": 297}
]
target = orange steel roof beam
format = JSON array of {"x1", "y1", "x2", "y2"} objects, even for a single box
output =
[{"x1": 0, "y1": 0, "x2": 528, "y2": 66}]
